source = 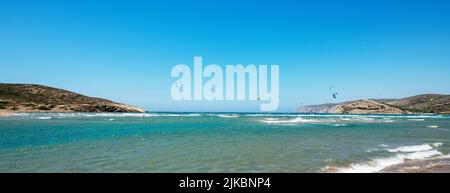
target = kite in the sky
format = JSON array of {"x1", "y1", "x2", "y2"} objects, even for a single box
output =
[{"x1": 333, "y1": 93, "x2": 339, "y2": 99}]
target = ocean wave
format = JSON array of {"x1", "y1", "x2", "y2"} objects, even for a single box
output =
[
  {"x1": 252, "y1": 114, "x2": 445, "y2": 119},
  {"x1": 385, "y1": 143, "x2": 442, "y2": 153},
  {"x1": 257, "y1": 116, "x2": 395, "y2": 125},
  {"x1": 408, "y1": 119, "x2": 425, "y2": 121},
  {"x1": 249, "y1": 113, "x2": 446, "y2": 124},
  {"x1": 85, "y1": 113, "x2": 156, "y2": 117},
  {"x1": 323, "y1": 142, "x2": 444, "y2": 173},
  {"x1": 13, "y1": 112, "x2": 448, "y2": 121},
  {"x1": 325, "y1": 150, "x2": 442, "y2": 173},
  {"x1": 216, "y1": 114, "x2": 240, "y2": 118},
  {"x1": 332, "y1": 123, "x2": 347, "y2": 127},
  {"x1": 160, "y1": 113, "x2": 202, "y2": 117},
  {"x1": 37, "y1": 117, "x2": 52, "y2": 120},
  {"x1": 244, "y1": 114, "x2": 293, "y2": 117},
  {"x1": 259, "y1": 117, "x2": 331, "y2": 124},
  {"x1": 20, "y1": 113, "x2": 203, "y2": 118}
]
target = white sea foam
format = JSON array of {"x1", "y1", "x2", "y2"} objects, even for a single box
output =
[
  {"x1": 427, "y1": 125, "x2": 439, "y2": 128},
  {"x1": 324, "y1": 143, "x2": 444, "y2": 173},
  {"x1": 330, "y1": 150, "x2": 442, "y2": 173},
  {"x1": 216, "y1": 114, "x2": 240, "y2": 118},
  {"x1": 37, "y1": 117, "x2": 52, "y2": 120},
  {"x1": 256, "y1": 114, "x2": 445, "y2": 119},
  {"x1": 61, "y1": 113, "x2": 158, "y2": 118},
  {"x1": 244, "y1": 114, "x2": 295, "y2": 117},
  {"x1": 161, "y1": 113, "x2": 202, "y2": 117},
  {"x1": 26, "y1": 113, "x2": 203, "y2": 118},
  {"x1": 408, "y1": 119, "x2": 425, "y2": 121},
  {"x1": 437, "y1": 154, "x2": 450, "y2": 159},
  {"x1": 257, "y1": 115, "x2": 396, "y2": 125},
  {"x1": 18, "y1": 112, "x2": 448, "y2": 121},
  {"x1": 386, "y1": 143, "x2": 442, "y2": 153},
  {"x1": 259, "y1": 117, "x2": 328, "y2": 124}
]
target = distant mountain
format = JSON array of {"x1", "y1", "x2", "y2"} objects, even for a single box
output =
[
  {"x1": 295, "y1": 103, "x2": 337, "y2": 113},
  {"x1": 0, "y1": 83, "x2": 145, "y2": 113},
  {"x1": 298, "y1": 94, "x2": 450, "y2": 114}
]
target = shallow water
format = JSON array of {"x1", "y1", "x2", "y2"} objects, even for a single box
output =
[{"x1": 0, "y1": 112, "x2": 449, "y2": 172}]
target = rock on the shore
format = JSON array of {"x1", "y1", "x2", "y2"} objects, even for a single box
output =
[{"x1": 381, "y1": 157, "x2": 450, "y2": 173}]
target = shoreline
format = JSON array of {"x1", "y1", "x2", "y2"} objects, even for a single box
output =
[
  {"x1": 381, "y1": 157, "x2": 450, "y2": 173},
  {"x1": 0, "y1": 110, "x2": 16, "y2": 117}
]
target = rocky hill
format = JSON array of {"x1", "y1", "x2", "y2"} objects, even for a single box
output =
[
  {"x1": 377, "y1": 94, "x2": 450, "y2": 114},
  {"x1": 333, "y1": 100, "x2": 408, "y2": 114},
  {"x1": 0, "y1": 84, "x2": 145, "y2": 113},
  {"x1": 298, "y1": 94, "x2": 450, "y2": 114}
]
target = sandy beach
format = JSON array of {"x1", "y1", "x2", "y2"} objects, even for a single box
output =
[{"x1": 0, "y1": 110, "x2": 15, "y2": 117}]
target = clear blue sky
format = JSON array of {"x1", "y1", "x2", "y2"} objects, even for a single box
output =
[{"x1": 1, "y1": 0, "x2": 450, "y2": 112}]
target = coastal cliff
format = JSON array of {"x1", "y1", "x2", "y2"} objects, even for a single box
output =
[
  {"x1": 298, "y1": 94, "x2": 450, "y2": 114},
  {"x1": 0, "y1": 83, "x2": 145, "y2": 113}
]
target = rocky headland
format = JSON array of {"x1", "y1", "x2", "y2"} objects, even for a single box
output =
[
  {"x1": 0, "y1": 83, "x2": 145, "y2": 114},
  {"x1": 298, "y1": 94, "x2": 450, "y2": 114}
]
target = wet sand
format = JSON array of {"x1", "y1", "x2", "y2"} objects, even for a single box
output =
[{"x1": 381, "y1": 158, "x2": 450, "y2": 173}]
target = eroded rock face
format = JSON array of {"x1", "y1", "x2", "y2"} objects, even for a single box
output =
[
  {"x1": 0, "y1": 84, "x2": 145, "y2": 113},
  {"x1": 332, "y1": 100, "x2": 408, "y2": 114}
]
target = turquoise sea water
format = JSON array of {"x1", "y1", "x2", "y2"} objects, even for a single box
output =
[{"x1": 1, "y1": 112, "x2": 450, "y2": 172}]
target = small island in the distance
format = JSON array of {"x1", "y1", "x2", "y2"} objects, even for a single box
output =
[
  {"x1": 298, "y1": 95, "x2": 450, "y2": 114},
  {"x1": 0, "y1": 83, "x2": 144, "y2": 116}
]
